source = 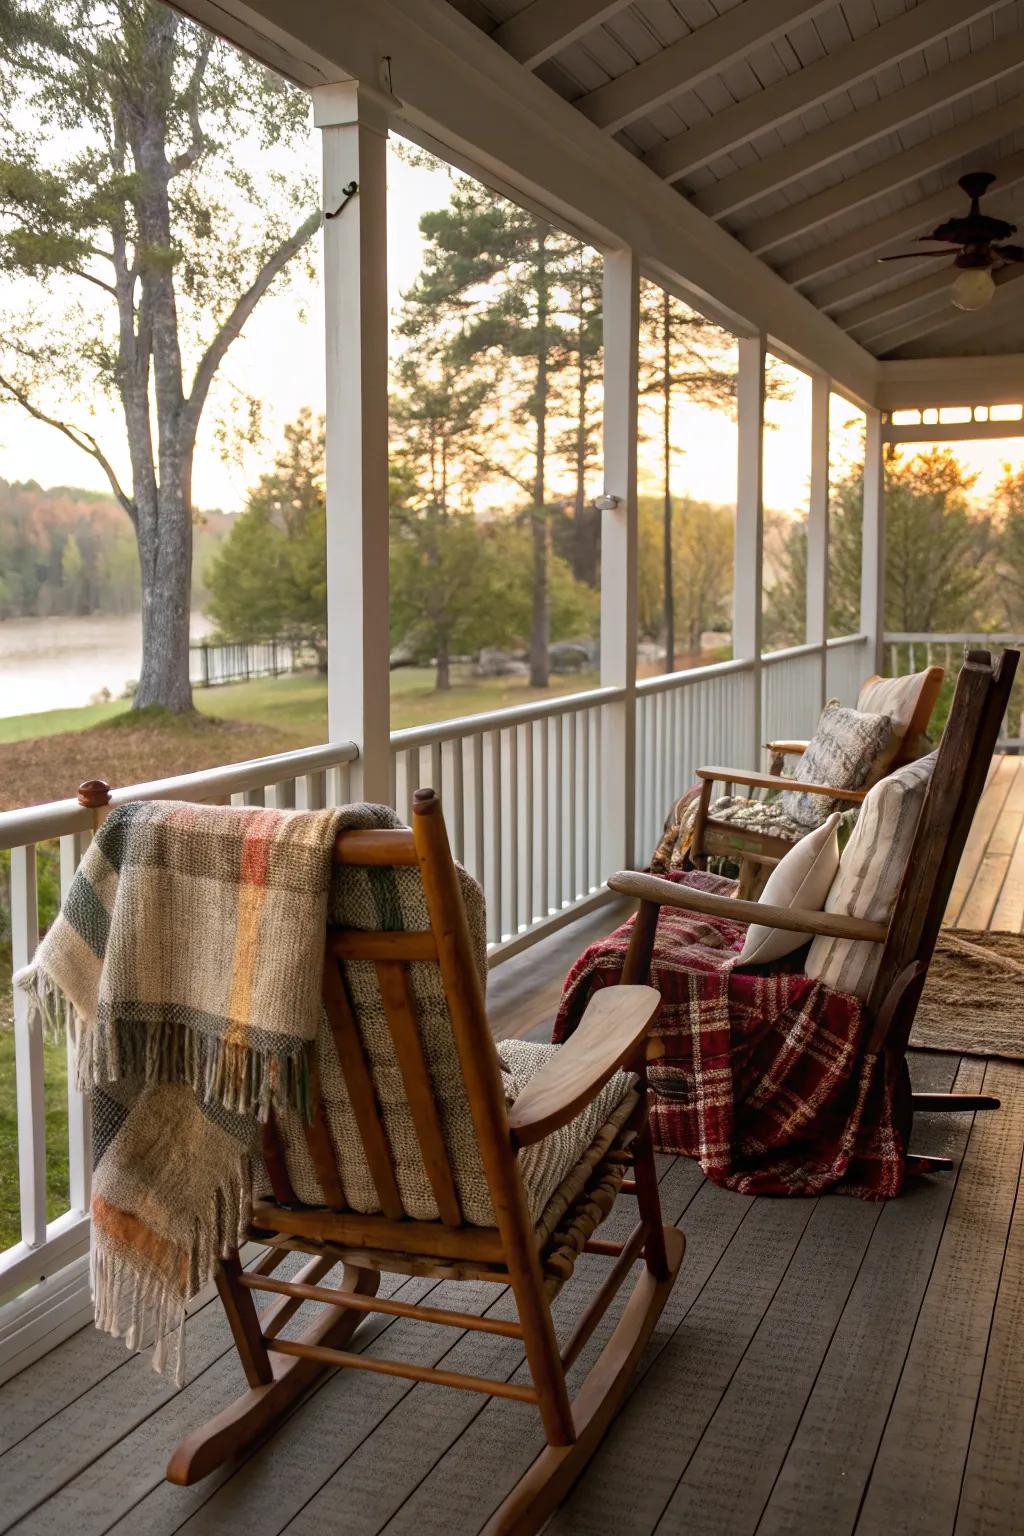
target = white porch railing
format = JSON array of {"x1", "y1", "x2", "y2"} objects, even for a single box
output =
[
  {"x1": 390, "y1": 686, "x2": 623, "y2": 955},
  {"x1": 885, "y1": 633, "x2": 1024, "y2": 748},
  {"x1": 826, "y1": 633, "x2": 873, "y2": 706},
  {"x1": 0, "y1": 740, "x2": 358, "y2": 1335},
  {"x1": 0, "y1": 647, "x2": 847, "y2": 1374},
  {"x1": 634, "y1": 658, "x2": 757, "y2": 858}
]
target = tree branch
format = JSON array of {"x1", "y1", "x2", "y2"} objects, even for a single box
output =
[
  {"x1": 182, "y1": 206, "x2": 321, "y2": 441},
  {"x1": 171, "y1": 32, "x2": 213, "y2": 175},
  {"x1": 0, "y1": 372, "x2": 137, "y2": 523}
]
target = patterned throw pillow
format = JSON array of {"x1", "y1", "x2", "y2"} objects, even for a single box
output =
[
  {"x1": 805, "y1": 751, "x2": 937, "y2": 1000},
  {"x1": 777, "y1": 702, "x2": 895, "y2": 830}
]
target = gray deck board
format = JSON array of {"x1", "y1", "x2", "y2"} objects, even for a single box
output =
[{"x1": 1, "y1": 896, "x2": 1022, "y2": 1536}]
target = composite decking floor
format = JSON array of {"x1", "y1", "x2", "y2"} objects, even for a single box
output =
[{"x1": 2, "y1": 769, "x2": 1023, "y2": 1536}]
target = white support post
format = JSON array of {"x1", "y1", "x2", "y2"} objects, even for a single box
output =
[
  {"x1": 861, "y1": 407, "x2": 886, "y2": 676},
  {"x1": 600, "y1": 247, "x2": 640, "y2": 873},
  {"x1": 807, "y1": 372, "x2": 831, "y2": 708},
  {"x1": 315, "y1": 82, "x2": 392, "y2": 802},
  {"x1": 734, "y1": 333, "x2": 766, "y2": 763}
]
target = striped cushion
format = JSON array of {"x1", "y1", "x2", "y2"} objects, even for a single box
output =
[
  {"x1": 804, "y1": 752, "x2": 937, "y2": 1000},
  {"x1": 778, "y1": 702, "x2": 896, "y2": 830}
]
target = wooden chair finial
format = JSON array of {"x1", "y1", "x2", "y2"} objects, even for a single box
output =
[
  {"x1": 78, "y1": 779, "x2": 112, "y2": 810},
  {"x1": 412, "y1": 786, "x2": 437, "y2": 812}
]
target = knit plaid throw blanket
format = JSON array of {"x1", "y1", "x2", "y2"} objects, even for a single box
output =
[
  {"x1": 14, "y1": 798, "x2": 408, "y2": 1381},
  {"x1": 554, "y1": 872, "x2": 916, "y2": 1199}
]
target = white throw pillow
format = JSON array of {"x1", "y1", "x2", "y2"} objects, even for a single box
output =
[
  {"x1": 735, "y1": 812, "x2": 841, "y2": 967},
  {"x1": 805, "y1": 752, "x2": 937, "y2": 1000}
]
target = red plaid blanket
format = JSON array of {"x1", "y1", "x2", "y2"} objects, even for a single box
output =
[{"x1": 553, "y1": 873, "x2": 915, "y2": 1199}]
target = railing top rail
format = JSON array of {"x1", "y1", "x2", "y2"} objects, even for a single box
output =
[
  {"x1": 884, "y1": 632, "x2": 1024, "y2": 644},
  {"x1": 388, "y1": 684, "x2": 626, "y2": 749},
  {"x1": 635, "y1": 656, "x2": 754, "y2": 696},
  {"x1": 0, "y1": 739, "x2": 359, "y2": 851},
  {"x1": 761, "y1": 641, "x2": 827, "y2": 665},
  {"x1": 826, "y1": 633, "x2": 868, "y2": 649}
]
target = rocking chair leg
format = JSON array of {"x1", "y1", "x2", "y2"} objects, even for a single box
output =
[
  {"x1": 166, "y1": 1260, "x2": 380, "y2": 1486},
  {"x1": 484, "y1": 1226, "x2": 685, "y2": 1536},
  {"x1": 909, "y1": 1154, "x2": 956, "y2": 1174},
  {"x1": 630, "y1": 1118, "x2": 669, "y2": 1280}
]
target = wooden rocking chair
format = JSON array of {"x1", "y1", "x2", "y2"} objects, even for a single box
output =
[
  {"x1": 690, "y1": 662, "x2": 945, "y2": 897},
  {"x1": 613, "y1": 648, "x2": 1019, "y2": 1162},
  {"x1": 167, "y1": 788, "x2": 683, "y2": 1534}
]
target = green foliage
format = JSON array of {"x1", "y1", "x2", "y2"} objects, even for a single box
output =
[
  {"x1": 206, "y1": 409, "x2": 328, "y2": 665},
  {"x1": 636, "y1": 495, "x2": 734, "y2": 652},
  {"x1": 763, "y1": 447, "x2": 998, "y2": 649}
]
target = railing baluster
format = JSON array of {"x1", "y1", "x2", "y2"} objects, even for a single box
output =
[
  {"x1": 566, "y1": 711, "x2": 577, "y2": 903},
  {"x1": 449, "y1": 737, "x2": 465, "y2": 865},
  {"x1": 12, "y1": 844, "x2": 46, "y2": 1248},
  {"x1": 488, "y1": 729, "x2": 502, "y2": 944},
  {"x1": 473, "y1": 732, "x2": 485, "y2": 888},
  {"x1": 523, "y1": 721, "x2": 534, "y2": 929},
  {"x1": 554, "y1": 714, "x2": 564, "y2": 910},
  {"x1": 59, "y1": 832, "x2": 91, "y2": 1217},
  {"x1": 581, "y1": 707, "x2": 591, "y2": 896},
  {"x1": 539, "y1": 717, "x2": 550, "y2": 919}
]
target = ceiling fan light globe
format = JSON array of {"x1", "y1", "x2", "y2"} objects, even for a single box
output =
[{"x1": 951, "y1": 266, "x2": 996, "y2": 311}]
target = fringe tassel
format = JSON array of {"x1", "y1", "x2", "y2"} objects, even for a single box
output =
[
  {"x1": 13, "y1": 963, "x2": 79, "y2": 1044},
  {"x1": 91, "y1": 1153, "x2": 254, "y2": 1385}
]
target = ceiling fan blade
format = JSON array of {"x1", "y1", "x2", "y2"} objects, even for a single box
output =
[
  {"x1": 877, "y1": 251, "x2": 954, "y2": 261},
  {"x1": 994, "y1": 243, "x2": 1024, "y2": 262}
]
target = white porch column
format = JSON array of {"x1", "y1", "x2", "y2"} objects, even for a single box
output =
[
  {"x1": 314, "y1": 82, "x2": 392, "y2": 802},
  {"x1": 600, "y1": 248, "x2": 640, "y2": 873},
  {"x1": 807, "y1": 372, "x2": 831, "y2": 707},
  {"x1": 733, "y1": 333, "x2": 766, "y2": 763},
  {"x1": 861, "y1": 407, "x2": 886, "y2": 676}
]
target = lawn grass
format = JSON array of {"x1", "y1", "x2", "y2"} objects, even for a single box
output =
[{"x1": 0, "y1": 665, "x2": 602, "y2": 748}]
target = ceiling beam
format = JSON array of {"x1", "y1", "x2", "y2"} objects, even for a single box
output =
[
  {"x1": 643, "y1": 0, "x2": 1009, "y2": 185},
  {"x1": 869, "y1": 265, "x2": 1024, "y2": 353},
  {"x1": 839, "y1": 268, "x2": 957, "y2": 333},
  {"x1": 877, "y1": 353, "x2": 1024, "y2": 407},
  {"x1": 743, "y1": 95, "x2": 1024, "y2": 254},
  {"x1": 778, "y1": 148, "x2": 1024, "y2": 288},
  {"x1": 884, "y1": 418, "x2": 1024, "y2": 443},
  {"x1": 574, "y1": 0, "x2": 832, "y2": 135},
  {"x1": 693, "y1": 35, "x2": 1024, "y2": 221},
  {"x1": 812, "y1": 257, "x2": 957, "y2": 313},
  {"x1": 491, "y1": 0, "x2": 630, "y2": 69}
]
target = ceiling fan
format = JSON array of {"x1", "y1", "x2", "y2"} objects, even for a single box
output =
[{"x1": 878, "y1": 172, "x2": 1024, "y2": 311}]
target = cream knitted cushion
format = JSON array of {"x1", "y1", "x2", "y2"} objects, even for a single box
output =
[
  {"x1": 805, "y1": 752, "x2": 936, "y2": 1000},
  {"x1": 778, "y1": 701, "x2": 895, "y2": 829},
  {"x1": 735, "y1": 812, "x2": 841, "y2": 967}
]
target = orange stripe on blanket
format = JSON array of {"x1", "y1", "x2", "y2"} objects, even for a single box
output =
[
  {"x1": 92, "y1": 1194, "x2": 190, "y2": 1288},
  {"x1": 227, "y1": 808, "x2": 282, "y2": 1042}
]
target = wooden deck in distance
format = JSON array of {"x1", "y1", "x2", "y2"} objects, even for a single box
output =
[{"x1": 1, "y1": 763, "x2": 1022, "y2": 1536}]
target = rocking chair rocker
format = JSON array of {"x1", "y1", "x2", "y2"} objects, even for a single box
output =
[{"x1": 167, "y1": 788, "x2": 683, "y2": 1535}]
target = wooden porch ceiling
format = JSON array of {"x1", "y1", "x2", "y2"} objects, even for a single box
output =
[{"x1": 458, "y1": 0, "x2": 1024, "y2": 361}]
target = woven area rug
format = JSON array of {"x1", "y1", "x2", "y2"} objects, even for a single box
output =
[{"x1": 910, "y1": 929, "x2": 1024, "y2": 1063}]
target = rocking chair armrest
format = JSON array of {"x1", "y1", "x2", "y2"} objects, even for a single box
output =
[
  {"x1": 695, "y1": 765, "x2": 867, "y2": 803},
  {"x1": 763, "y1": 739, "x2": 808, "y2": 757},
  {"x1": 607, "y1": 870, "x2": 888, "y2": 944},
  {"x1": 506, "y1": 985, "x2": 660, "y2": 1150}
]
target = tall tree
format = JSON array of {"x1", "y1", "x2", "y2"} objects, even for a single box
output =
[
  {"x1": 402, "y1": 174, "x2": 582, "y2": 687},
  {"x1": 206, "y1": 410, "x2": 328, "y2": 668},
  {"x1": 763, "y1": 447, "x2": 995, "y2": 647},
  {"x1": 0, "y1": 0, "x2": 320, "y2": 710},
  {"x1": 553, "y1": 246, "x2": 603, "y2": 588},
  {"x1": 990, "y1": 464, "x2": 1024, "y2": 628},
  {"x1": 637, "y1": 282, "x2": 739, "y2": 672}
]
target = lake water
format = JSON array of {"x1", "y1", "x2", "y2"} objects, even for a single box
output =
[{"x1": 0, "y1": 612, "x2": 213, "y2": 719}]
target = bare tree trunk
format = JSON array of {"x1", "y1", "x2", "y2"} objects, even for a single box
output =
[
  {"x1": 530, "y1": 231, "x2": 550, "y2": 689},
  {"x1": 435, "y1": 633, "x2": 451, "y2": 691}
]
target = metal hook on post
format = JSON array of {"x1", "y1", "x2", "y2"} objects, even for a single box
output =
[{"x1": 325, "y1": 180, "x2": 359, "y2": 220}]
